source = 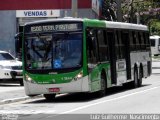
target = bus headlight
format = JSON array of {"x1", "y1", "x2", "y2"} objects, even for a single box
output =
[
  {"x1": 74, "y1": 71, "x2": 83, "y2": 81},
  {"x1": 77, "y1": 72, "x2": 83, "y2": 78},
  {"x1": 25, "y1": 74, "x2": 36, "y2": 83}
]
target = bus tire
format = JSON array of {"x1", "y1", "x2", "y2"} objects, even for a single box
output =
[
  {"x1": 138, "y1": 68, "x2": 143, "y2": 87},
  {"x1": 44, "y1": 94, "x2": 56, "y2": 101},
  {"x1": 131, "y1": 69, "x2": 138, "y2": 88},
  {"x1": 98, "y1": 74, "x2": 107, "y2": 97}
]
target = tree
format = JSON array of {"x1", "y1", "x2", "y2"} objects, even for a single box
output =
[
  {"x1": 121, "y1": 0, "x2": 160, "y2": 35},
  {"x1": 101, "y1": 0, "x2": 117, "y2": 21},
  {"x1": 101, "y1": 0, "x2": 160, "y2": 35}
]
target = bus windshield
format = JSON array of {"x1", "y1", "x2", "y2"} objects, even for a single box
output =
[{"x1": 25, "y1": 32, "x2": 82, "y2": 70}]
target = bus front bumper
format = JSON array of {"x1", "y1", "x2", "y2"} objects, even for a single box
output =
[{"x1": 24, "y1": 76, "x2": 90, "y2": 96}]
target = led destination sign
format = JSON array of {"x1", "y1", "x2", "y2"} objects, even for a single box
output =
[{"x1": 28, "y1": 23, "x2": 81, "y2": 33}]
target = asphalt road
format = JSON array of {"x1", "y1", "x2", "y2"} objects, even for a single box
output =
[
  {"x1": 0, "y1": 83, "x2": 25, "y2": 101},
  {"x1": 0, "y1": 74, "x2": 160, "y2": 120},
  {"x1": 0, "y1": 59, "x2": 160, "y2": 120}
]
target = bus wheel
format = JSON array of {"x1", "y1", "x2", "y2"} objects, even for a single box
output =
[
  {"x1": 98, "y1": 75, "x2": 106, "y2": 97},
  {"x1": 138, "y1": 68, "x2": 143, "y2": 87},
  {"x1": 133, "y1": 69, "x2": 138, "y2": 88},
  {"x1": 44, "y1": 94, "x2": 56, "y2": 101}
]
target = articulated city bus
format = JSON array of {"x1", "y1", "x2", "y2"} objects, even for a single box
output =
[{"x1": 23, "y1": 18, "x2": 152, "y2": 100}]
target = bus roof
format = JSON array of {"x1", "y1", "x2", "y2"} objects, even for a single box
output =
[
  {"x1": 150, "y1": 35, "x2": 160, "y2": 39},
  {"x1": 24, "y1": 18, "x2": 148, "y2": 31},
  {"x1": 104, "y1": 21, "x2": 148, "y2": 31},
  {"x1": 83, "y1": 19, "x2": 148, "y2": 31}
]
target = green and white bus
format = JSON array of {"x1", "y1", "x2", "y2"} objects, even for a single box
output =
[{"x1": 23, "y1": 18, "x2": 152, "y2": 100}]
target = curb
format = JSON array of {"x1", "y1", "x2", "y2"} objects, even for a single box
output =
[
  {"x1": 0, "y1": 95, "x2": 43, "y2": 105},
  {"x1": 0, "y1": 94, "x2": 66, "y2": 105},
  {"x1": 152, "y1": 68, "x2": 160, "y2": 74}
]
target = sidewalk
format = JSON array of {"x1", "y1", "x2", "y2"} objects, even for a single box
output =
[
  {"x1": 0, "y1": 88, "x2": 27, "y2": 105},
  {"x1": 0, "y1": 85, "x2": 41, "y2": 105}
]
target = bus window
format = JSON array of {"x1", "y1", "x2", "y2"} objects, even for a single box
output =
[
  {"x1": 138, "y1": 32, "x2": 142, "y2": 50},
  {"x1": 115, "y1": 31, "x2": 120, "y2": 60},
  {"x1": 97, "y1": 30, "x2": 108, "y2": 61},
  {"x1": 132, "y1": 31, "x2": 137, "y2": 51},
  {"x1": 135, "y1": 32, "x2": 140, "y2": 50},
  {"x1": 25, "y1": 32, "x2": 83, "y2": 70},
  {"x1": 139, "y1": 32, "x2": 145, "y2": 50},
  {"x1": 119, "y1": 31, "x2": 125, "y2": 59},
  {"x1": 145, "y1": 33, "x2": 150, "y2": 51},
  {"x1": 87, "y1": 29, "x2": 99, "y2": 64}
]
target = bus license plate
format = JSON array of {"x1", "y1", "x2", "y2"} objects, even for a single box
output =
[{"x1": 48, "y1": 88, "x2": 60, "y2": 92}]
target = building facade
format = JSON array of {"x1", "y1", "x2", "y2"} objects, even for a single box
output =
[{"x1": 0, "y1": 0, "x2": 99, "y2": 56}]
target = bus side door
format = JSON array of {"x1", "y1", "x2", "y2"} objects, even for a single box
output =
[{"x1": 106, "y1": 30, "x2": 117, "y2": 84}]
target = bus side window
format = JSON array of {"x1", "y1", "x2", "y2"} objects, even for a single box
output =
[
  {"x1": 145, "y1": 32, "x2": 150, "y2": 51},
  {"x1": 121, "y1": 31, "x2": 130, "y2": 58},
  {"x1": 140, "y1": 32, "x2": 145, "y2": 50},
  {"x1": 130, "y1": 31, "x2": 133, "y2": 51},
  {"x1": 135, "y1": 32, "x2": 140, "y2": 50},
  {"x1": 132, "y1": 31, "x2": 137, "y2": 51},
  {"x1": 115, "y1": 31, "x2": 120, "y2": 60},
  {"x1": 138, "y1": 32, "x2": 142, "y2": 50},
  {"x1": 86, "y1": 29, "x2": 99, "y2": 63},
  {"x1": 120, "y1": 31, "x2": 125, "y2": 59},
  {"x1": 97, "y1": 29, "x2": 108, "y2": 61},
  {"x1": 143, "y1": 32, "x2": 147, "y2": 50}
]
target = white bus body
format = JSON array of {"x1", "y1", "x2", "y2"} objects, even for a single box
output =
[{"x1": 150, "y1": 35, "x2": 160, "y2": 56}]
